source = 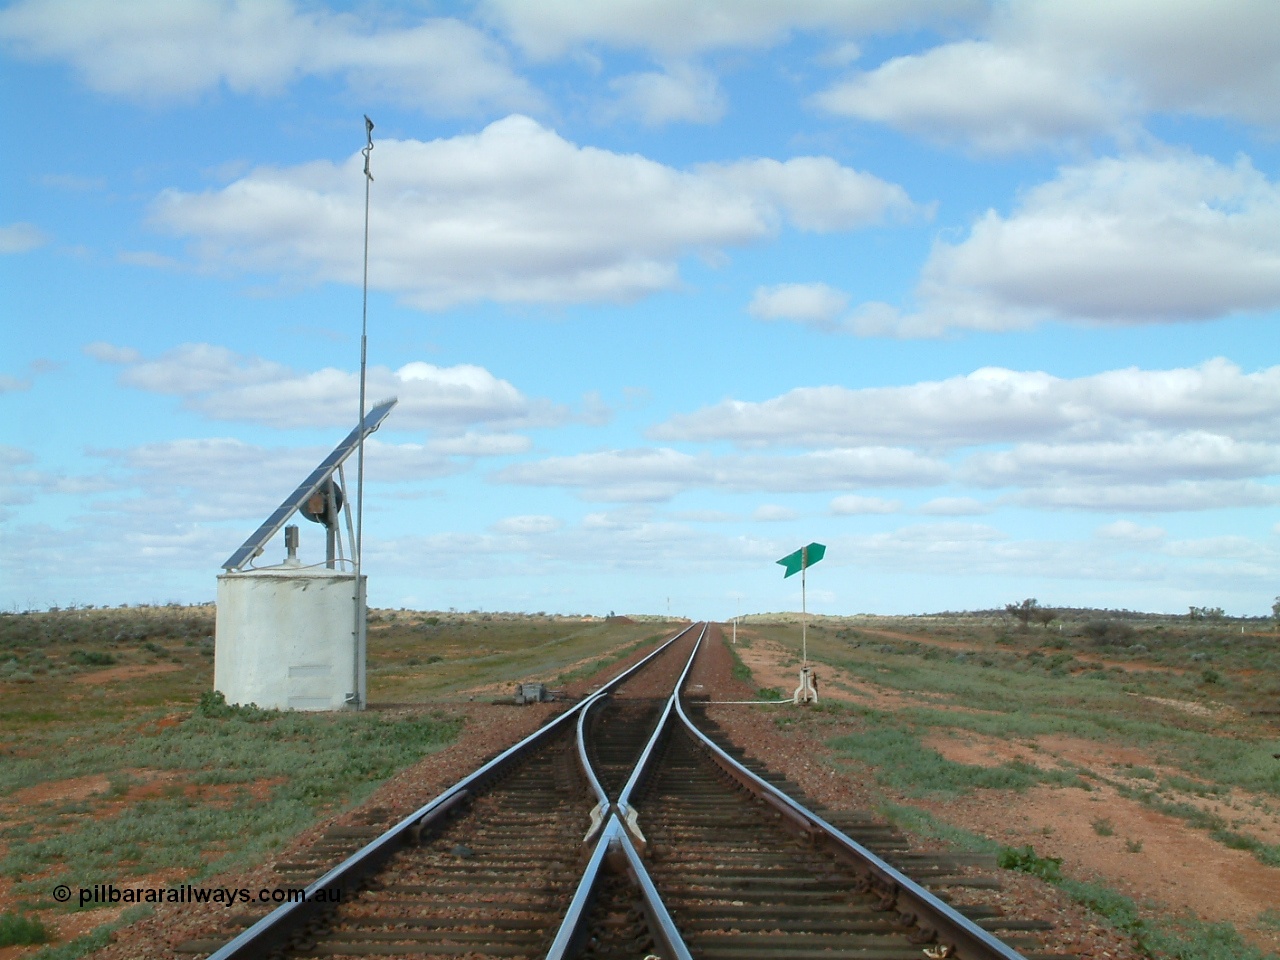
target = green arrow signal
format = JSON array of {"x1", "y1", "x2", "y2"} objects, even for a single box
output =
[{"x1": 777, "y1": 542, "x2": 826, "y2": 578}]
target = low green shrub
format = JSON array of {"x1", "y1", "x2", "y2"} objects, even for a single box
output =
[
  {"x1": 0, "y1": 912, "x2": 51, "y2": 946},
  {"x1": 998, "y1": 844, "x2": 1062, "y2": 881},
  {"x1": 999, "y1": 844, "x2": 1274, "y2": 960}
]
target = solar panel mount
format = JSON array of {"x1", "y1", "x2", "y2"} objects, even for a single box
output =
[{"x1": 222, "y1": 397, "x2": 398, "y2": 571}]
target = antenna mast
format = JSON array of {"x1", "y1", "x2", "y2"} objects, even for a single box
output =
[
  {"x1": 351, "y1": 115, "x2": 374, "y2": 710},
  {"x1": 356, "y1": 116, "x2": 374, "y2": 575}
]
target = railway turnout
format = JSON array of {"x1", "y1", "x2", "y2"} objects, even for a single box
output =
[{"x1": 198, "y1": 623, "x2": 1061, "y2": 960}]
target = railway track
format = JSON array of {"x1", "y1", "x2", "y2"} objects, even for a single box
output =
[
  {"x1": 202, "y1": 623, "x2": 699, "y2": 960},
  {"x1": 199, "y1": 622, "x2": 1064, "y2": 960}
]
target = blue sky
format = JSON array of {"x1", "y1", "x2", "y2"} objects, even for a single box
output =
[{"x1": 3, "y1": 0, "x2": 1279, "y2": 619}]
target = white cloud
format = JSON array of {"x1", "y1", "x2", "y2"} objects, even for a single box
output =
[
  {"x1": 360, "y1": 439, "x2": 469, "y2": 483},
  {"x1": 815, "y1": 41, "x2": 1126, "y2": 153},
  {"x1": 497, "y1": 448, "x2": 701, "y2": 503},
  {"x1": 848, "y1": 153, "x2": 1280, "y2": 337},
  {"x1": 151, "y1": 116, "x2": 916, "y2": 309},
  {"x1": 964, "y1": 433, "x2": 1280, "y2": 487},
  {"x1": 0, "y1": 0, "x2": 538, "y2": 115},
  {"x1": 120, "y1": 343, "x2": 288, "y2": 395},
  {"x1": 87, "y1": 435, "x2": 463, "y2": 525},
  {"x1": 1164, "y1": 535, "x2": 1264, "y2": 560},
  {"x1": 705, "y1": 156, "x2": 917, "y2": 233},
  {"x1": 0, "y1": 446, "x2": 118, "y2": 510},
  {"x1": 653, "y1": 359, "x2": 1280, "y2": 449},
  {"x1": 1011, "y1": 0, "x2": 1280, "y2": 129},
  {"x1": 650, "y1": 359, "x2": 1280, "y2": 514},
  {"x1": 89, "y1": 342, "x2": 567, "y2": 434},
  {"x1": 918, "y1": 496, "x2": 990, "y2": 516},
  {"x1": 609, "y1": 63, "x2": 726, "y2": 125},
  {"x1": 905, "y1": 153, "x2": 1280, "y2": 333},
  {"x1": 830, "y1": 494, "x2": 899, "y2": 515},
  {"x1": 490, "y1": 514, "x2": 562, "y2": 535},
  {"x1": 483, "y1": 0, "x2": 975, "y2": 59},
  {"x1": 0, "y1": 222, "x2": 48, "y2": 254},
  {"x1": 371, "y1": 508, "x2": 784, "y2": 585},
  {"x1": 495, "y1": 446, "x2": 946, "y2": 502},
  {"x1": 1096, "y1": 520, "x2": 1165, "y2": 543},
  {"x1": 748, "y1": 282, "x2": 849, "y2": 326},
  {"x1": 0, "y1": 446, "x2": 37, "y2": 507},
  {"x1": 814, "y1": 1, "x2": 1280, "y2": 151},
  {"x1": 84, "y1": 342, "x2": 142, "y2": 364},
  {"x1": 753, "y1": 504, "x2": 797, "y2": 522},
  {"x1": 427, "y1": 433, "x2": 533, "y2": 457},
  {"x1": 0, "y1": 375, "x2": 32, "y2": 394},
  {"x1": 1013, "y1": 480, "x2": 1280, "y2": 512}
]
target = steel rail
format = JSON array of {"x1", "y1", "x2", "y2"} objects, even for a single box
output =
[
  {"x1": 204, "y1": 621, "x2": 697, "y2": 960},
  {"x1": 578, "y1": 622, "x2": 703, "y2": 838},
  {"x1": 551, "y1": 624, "x2": 706, "y2": 960},
  {"x1": 671, "y1": 665, "x2": 1027, "y2": 960},
  {"x1": 544, "y1": 816, "x2": 693, "y2": 960},
  {"x1": 616, "y1": 622, "x2": 705, "y2": 818},
  {"x1": 543, "y1": 815, "x2": 616, "y2": 960}
]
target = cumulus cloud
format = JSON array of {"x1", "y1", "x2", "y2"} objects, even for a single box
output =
[
  {"x1": 654, "y1": 359, "x2": 1280, "y2": 449},
  {"x1": 815, "y1": 41, "x2": 1127, "y2": 153},
  {"x1": 0, "y1": 0, "x2": 538, "y2": 114},
  {"x1": 848, "y1": 152, "x2": 1280, "y2": 337},
  {"x1": 495, "y1": 446, "x2": 946, "y2": 502},
  {"x1": 830, "y1": 494, "x2": 899, "y2": 515},
  {"x1": 706, "y1": 156, "x2": 917, "y2": 232},
  {"x1": 150, "y1": 116, "x2": 918, "y2": 309},
  {"x1": 1012, "y1": 0, "x2": 1280, "y2": 128},
  {"x1": 0, "y1": 222, "x2": 49, "y2": 254},
  {"x1": 650, "y1": 358, "x2": 1280, "y2": 513},
  {"x1": 608, "y1": 63, "x2": 726, "y2": 125},
  {"x1": 482, "y1": 0, "x2": 974, "y2": 59},
  {"x1": 87, "y1": 341, "x2": 571, "y2": 434},
  {"x1": 815, "y1": 0, "x2": 1280, "y2": 150},
  {"x1": 748, "y1": 282, "x2": 849, "y2": 326},
  {"x1": 932, "y1": 153, "x2": 1280, "y2": 329}
]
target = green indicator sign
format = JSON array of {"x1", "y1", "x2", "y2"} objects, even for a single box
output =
[{"x1": 777, "y1": 542, "x2": 826, "y2": 578}]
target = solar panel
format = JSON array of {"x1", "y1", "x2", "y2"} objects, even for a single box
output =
[{"x1": 222, "y1": 397, "x2": 398, "y2": 571}]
